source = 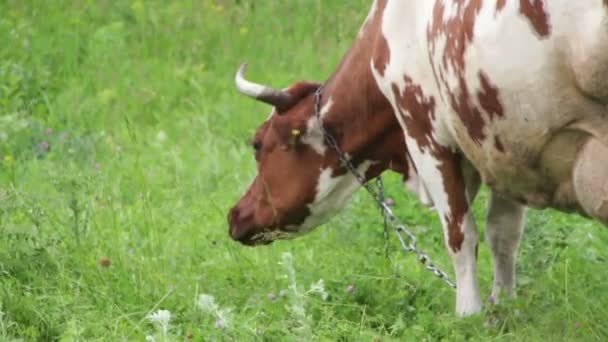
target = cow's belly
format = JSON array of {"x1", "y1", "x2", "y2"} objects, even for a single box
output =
[{"x1": 375, "y1": 0, "x2": 608, "y2": 211}]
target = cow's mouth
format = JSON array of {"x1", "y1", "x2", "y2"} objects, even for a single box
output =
[
  {"x1": 243, "y1": 229, "x2": 298, "y2": 246},
  {"x1": 241, "y1": 238, "x2": 274, "y2": 246}
]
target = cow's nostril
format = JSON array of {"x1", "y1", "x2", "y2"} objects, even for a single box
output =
[
  {"x1": 228, "y1": 207, "x2": 239, "y2": 226},
  {"x1": 228, "y1": 206, "x2": 256, "y2": 242}
]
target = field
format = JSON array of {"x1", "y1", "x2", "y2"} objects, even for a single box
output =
[{"x1": 1, "y1": 1, "x2": 608, "y2": 340}]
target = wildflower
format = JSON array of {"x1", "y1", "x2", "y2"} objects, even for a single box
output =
[
  {"x1": 156, "y1": 130, "x2": 167, "y2": 143},
  {"x1": 59, "y1": 131, "x2": 69, "y2": 141},
  {"x1": 3, "y1": 154, "x2": 14, "y2": 165},
  {"x1": 39, "y1": 141, "x2": 50, "y2": 151},
  {"x1": 346, "y1": 284, "x2": 356, "y2": 293},
  {"x1": 215, "y1": 308, "x2": 232, "y2": 329},
  {"x1": 46, "y1": 127, "x2": 53, "y2": 135},
  {"x1": 267, "y1": 292, "x2": 277, "y2": 301},
  {"x1": 308, "y1": 279, "x2": 329, "y2": 301},
  {"x1": 280, "y1": 252, "x2": 312, "y2": 339},
  {"x1": 196, "y1": 294, "x2": 218, "y2": 313},
  {"x1": 93, "y1": 162, "x2": 102, "y2": 170},
  {"x1": 147, "y1": 309, "x2": 171, "y2": 336},
  {"x1": 196, "y1": 293, "x2": 232, "y2": 329}
]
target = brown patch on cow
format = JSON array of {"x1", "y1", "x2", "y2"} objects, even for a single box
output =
[
  {"x1": 427, "y1": 0, "x2": 506, "y2": 146},
  {"x1": 519, "y1": 0, "x2": 551, "y2": 38},
  {"x1": 391, "y1": 76, "x2": 436, "y2": 151},
  {"x1": 440, "y1": 152, "x2": 469, "y2": 253},
  {"x1": 496, "y1": 0, "x2": 507, "y2": 14},
  {"x1": 428, "y1": 0, "x2": 482, "y2": 72},
  {"x1": 371, "y1": 0, "x2": 390, "y2": 76},
  {"x1": 391, "y1": 74, "x2": 469, "y2": 253},
  {"x1": 477, "y1": 71, "x2": 504, "y2": 119},
  {"x1": 373, "y1": 33, "x2": 391, "y2": 77},
  {"x1": 446, "y1": 78, "x2": 487, "y2": 145},
  {"x1": 494, "y1": 136, "x2": 505, "y2": 152}
]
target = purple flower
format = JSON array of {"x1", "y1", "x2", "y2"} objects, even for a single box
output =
[
  {"x1": 488, "y1": 294, "x2": 496, "y2": 304},
  {"x1": 384, "y1": 197, "x2": 395, "y2": 206},
  {"x1": 267, "y1": 292, "x2": 277, "y2": 301},
  {"x1": 346, "y1": 284, "x2": 356, "y2": 293},
  {"x1": 59, "y1": 131, "x2": 69, "y2": 142},
  {"x1": 39, "y1": 141, "x2": 50, "y2": 151},
  {"x1": 45, "y1": 127, "x2": 53, "y2": 135}
]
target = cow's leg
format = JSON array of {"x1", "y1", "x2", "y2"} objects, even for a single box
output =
[
  {"x1": 573, "y1": 138, "x2": 608, "y2": 225},
  {"x1": 409, "y1": 148, "x2": 482, "y2": 316},
  {"x1": 485, "y1": 190, "x2": 525, "y2": 303}
]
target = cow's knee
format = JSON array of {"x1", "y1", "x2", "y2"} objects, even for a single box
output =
[{"x1": 573, "y1": 138, "x2": 608, "y2": 224}]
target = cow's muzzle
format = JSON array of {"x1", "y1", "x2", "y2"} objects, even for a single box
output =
[{"x1": 227, "y1": 206, "x2": 272, "y2": 246}]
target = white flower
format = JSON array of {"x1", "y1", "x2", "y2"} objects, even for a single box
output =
[
  {"x1": 308, "y1": 279, "x2": 329, "y2": 301},
  {"x1": 156, "y1": 130, "x2": 168, "y2": 142},
  {"x1": 196, "y1": 294, "x2": 232, "y2": 329},
  {"x1": 147, "y1": 309, "x2": 171, "y2": 335},
  {"x1": 196, "y1": 294, "x2": 219, "y2": 313},
  {"x1": 215, "y1": 308, "x2": 232, "y2": 328}
]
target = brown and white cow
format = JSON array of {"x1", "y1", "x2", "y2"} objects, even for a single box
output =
[{"x1": 229, "y1": 0, "x2": 608, "y2": 316}]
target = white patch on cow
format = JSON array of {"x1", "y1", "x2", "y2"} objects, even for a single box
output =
[
  {"x1": 302, "y1": 97, "x2": 334, "y2": 155},
  {"x1": 451, "y1": 214, "x2": 482, "y2": 316},
  {"x1": 404, "y1": 172, "x2": 434, "y2": 208},
  {"x1": 294, "y1": 160, "x2": 375, "y2": 232},
  {"x1": 358, "y1": 0, "x2": 379, "y2": 39}
]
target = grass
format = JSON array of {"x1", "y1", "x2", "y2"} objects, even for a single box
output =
[{"x1": 1, "y1": 1, "x2": 607, "y2": 340}]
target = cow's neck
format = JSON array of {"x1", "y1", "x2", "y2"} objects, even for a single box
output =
[{"x1": 318, "y1": 0, "x2": 404, "y2": 177}]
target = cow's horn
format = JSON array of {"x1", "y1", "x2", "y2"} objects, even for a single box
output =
[{"x1": 235, "y1": 63, "x2": 295, "y2": 112}]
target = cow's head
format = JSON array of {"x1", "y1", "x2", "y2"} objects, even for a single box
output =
[{"x1": 227, "y1": 64, "x2": 409, "y2": 245}]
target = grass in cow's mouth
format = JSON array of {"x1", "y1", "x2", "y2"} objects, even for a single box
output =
[{"x1": 1, "y1": 1, "x2": 608, "y2": 340}]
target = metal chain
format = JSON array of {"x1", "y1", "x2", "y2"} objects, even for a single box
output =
[{"x1": 313, "y1": 87, "x2": 456, "y2": 289}]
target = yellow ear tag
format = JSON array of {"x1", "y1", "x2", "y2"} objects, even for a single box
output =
[{"x1": 288, "y1": 129, "x2": 301, "y2": 148}]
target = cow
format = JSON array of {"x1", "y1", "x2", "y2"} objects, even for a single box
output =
[{"x1": 228, "y1": 0, "x2": 608, "y2": 316}]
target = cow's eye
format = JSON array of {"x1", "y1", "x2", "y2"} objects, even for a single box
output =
[{"x1": 252, "y1": 140, "x2": 262, "y2": 151}]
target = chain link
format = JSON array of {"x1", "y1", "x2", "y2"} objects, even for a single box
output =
[{"x1": 314, "y1": 87, "x2": 456, "y2": 289}]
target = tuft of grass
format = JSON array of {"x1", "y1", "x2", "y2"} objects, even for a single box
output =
[{"x1": 1, "y1": 1, "x2": 607, "y2": 340}]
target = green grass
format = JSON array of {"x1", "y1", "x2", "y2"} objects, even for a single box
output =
[{"x1": 1, "y1": 1, "x2": 608, "y2": 340}]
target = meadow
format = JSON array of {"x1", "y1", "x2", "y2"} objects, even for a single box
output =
[{"x1": 1, "y1": 1, "x2": 608, "y2": 340}]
